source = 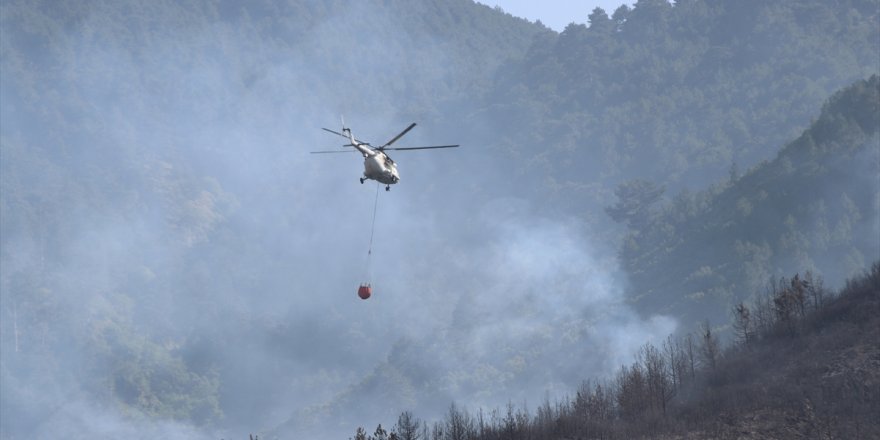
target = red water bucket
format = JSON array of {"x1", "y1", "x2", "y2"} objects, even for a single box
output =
[{"x1": 357, "y1": 283, "x2": 372, "y2": 300}]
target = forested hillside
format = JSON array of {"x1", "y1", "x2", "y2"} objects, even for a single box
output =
[
  {"x1": 617, "y1": 75, "x2": 879, "y2": 328},
  {"x1": 1, "y1": 0, "x2": 878, "y2": 438},
  {"x1": 472, "y1": 0, "x2": 879, "y2": 220}
]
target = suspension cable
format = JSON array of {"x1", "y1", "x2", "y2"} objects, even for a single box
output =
[{"x1": 367, "y1": 182, "x2": 380, "y2": 256}]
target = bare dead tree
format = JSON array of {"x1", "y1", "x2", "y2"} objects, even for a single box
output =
[
  {"x1": 684, "y1": 332, "x2": 697, "y2": 381},
  {"x1": 395, "y1": 411, "x2": 422, "y2": 440},
  {"x1": 803, "y1": 271, "x2": 826, "y2": 311},
  {"x1": 444, "y1": 403, "x2": 470, "y2": 440},
  {"x1": 663, "y1": 335, "x2": 686, "y2": 390},
  {"x1": 430, "y1": 421, "x2": 443, "y2": 440},
  {"x1": 642, "y1": 343, "x2": 675, "y2": 420},
  {"x1": 790, "y1": 273, "x2": 808, "y2": 320},
  {"x1": 535, "y1": 395, "x2": 554, "y2": 440},
  {"x1": 352, "y1": 427, "x2": 368, "y2": 440},
  {"x1": 752, "y1": 286, "x2": 775, "y2": 337},
  {"x1": 732, "y1": 302, "x2": 753, "y2": 345},
  {"x1": 699, "y1": 320, "x2": 720, "y2": 371},
  {"x1": 476, "y1": 408, "x2": 489, "y2": 439},
  {"x1": 616, "y1": 362, "x2": 648, "y2": 423},
  {"x1": 373, "y1": 424, "x2": 388, "y2": 440},
  {"x1": 501, "y1": 402, "x2": 517, "y2": 440},
  {"x1": 772, "y1": 276, "x2": 804, "y2": 335},
  {"x1": 514, "y1": 403, "x2": 530, "y2": 439},
  {"x1": 421, "y1": 421, "x2": 431, "y2": 440}
]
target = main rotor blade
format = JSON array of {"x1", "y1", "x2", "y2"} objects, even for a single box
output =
[
  {"x1": 309, "y1": 150, "x2": 359, "y2": 154},
  {"x1": 380, "y1": 122, "x2": 417, "y2": 148},
  {"x1": 382, "y1": 145, "x2": 460, "y2": 151},
  {"x1": 322, "y1": 127, "x2": 347, "y2": 138},
  {"x1": 322, "y1": 128, "x2": 370, "y2": 146}
]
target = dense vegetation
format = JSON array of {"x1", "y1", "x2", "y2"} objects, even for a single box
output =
[
  {"x1": 349, "y1": 263, "x2": 880, "y2": 439},
  {"x1": 1, "y1": 0, "x2": 878, "y2": 438},
  {"x1": 478, "y1": 0, "x2": 879, "y2": 208},
  {"x1": 616, "y1": 75, "x2": 879, "y2": 328}
]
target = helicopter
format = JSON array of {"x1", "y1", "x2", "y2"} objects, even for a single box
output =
[{"x1": 310, "y1": 121, "x2": 459, "y2": 191}]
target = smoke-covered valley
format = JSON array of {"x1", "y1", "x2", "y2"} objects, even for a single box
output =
[
  {"x1": 1, "y1": 1, "x2": 877, "y2": 439},
  {"x1": 0, "y1": 2, "x2": 666, "y2": 437}
]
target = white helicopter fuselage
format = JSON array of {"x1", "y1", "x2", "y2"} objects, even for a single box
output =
[
  {"x1": 347, "y1": 130, "x2": 400, "y2": 186},
  {"x1": 363, "y1": 151, "x2": 400, "y2": 185}
]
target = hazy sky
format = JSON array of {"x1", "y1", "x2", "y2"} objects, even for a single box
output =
[{"x1": 482, "y1": 1, "x2": 629, "y2": 31}]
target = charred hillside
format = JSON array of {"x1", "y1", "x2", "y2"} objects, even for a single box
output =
[
  {"x1": 349, "y1": 263, "x2": 880, "y2": 440},
  {"x1": 677, "y1": 264, "x2": 880, "y2": 439}
]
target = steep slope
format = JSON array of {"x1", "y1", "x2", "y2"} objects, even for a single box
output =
[
  {"x1": 674, "y1": 264, "x2": 880, "y2": 439},
  {"x1": 346, "y1": 264, "x2": 880, "y2": 440},
  {"x1": 620, "y1": 75, "x2": 880, "y2": 328}
]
